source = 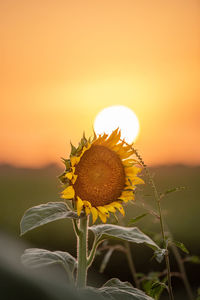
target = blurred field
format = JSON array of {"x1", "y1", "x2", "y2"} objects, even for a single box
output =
[{"x1": 0, "y1": 164, "x2": 200, "y2": 298}]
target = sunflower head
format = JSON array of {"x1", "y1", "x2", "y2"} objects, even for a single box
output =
[{"x1": 60, "y1": 129, "x2": 144, "y2": 223}]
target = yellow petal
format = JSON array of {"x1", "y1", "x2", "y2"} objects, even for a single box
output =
[
  {"x1": 124, "y1": 185, "x2": 135, "y2": 191},
  {"x1": 83, "y1": 200, "x2": 92, "y2": 208},
  {"x1": 123, "y1": 159, "x2": 139, "y2": 167},
  {"x1": 97, "y1": 206, "x2": 109, "y2": 216},
  {"x1": 103, "y1": 128, "x2": 120, "y2": 147},
  {"x1": 91, "y1": 207, "x2": 98, "y2": 223},
  {"x1": 85, "y1": 206, "x2": 91, "y2": 216},
  {"x1": 65, "y1": 172, "x2": 73, "y2": 180},
  {"x1": 119, "y1": 150, "x2": 134, "y2": 159},
  {"x1": 98, "y1": 211, "x2": 107, "y2": 223},
  {"x1": 93, "y1": 133, "x2": 108, "y2": 145},
  {"x1": 71, "y1": 174, "x2": 77, "y2": 184},
  {"x1": 119, "y1": 191, "x2": 134, "y2": 203},
  {"x1": 70, "y1": 156, "x2": 80, "y2": 167},
  {"x1": 131, "y1": 177, "x2": 145, "y2": 185},
  {"x1": 62, "y1": 186, "x2": 75, "y2": 199},
  {"x1": 76, "y1": 196, "x2": 84, "y2": 216},
  {"x1": 112, "y1": 202, "x2": 125, "y2": 216},
  {"x1": 104, "y1": 204, "x2": 116, "y2": 213},
  {"x1": 125, "y1": 166, "x2": 142, "y2": 176}
]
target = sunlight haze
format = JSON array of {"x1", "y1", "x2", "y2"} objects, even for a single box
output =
[{"x1": 1, "y1": 0, "x2": 200, "y2": 167}]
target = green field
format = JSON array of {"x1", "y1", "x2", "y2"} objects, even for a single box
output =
[{"x1": 0, "y1": 164, "x2": 200, "y2": 298}]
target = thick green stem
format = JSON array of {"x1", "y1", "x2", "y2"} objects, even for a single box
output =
[{"x1": 76, "y1": 216, "x2": 88, "y2": 288}]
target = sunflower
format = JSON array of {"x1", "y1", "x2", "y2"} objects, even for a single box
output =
[{"x1": 60, "y1": 129, "x2": 144, "y2": 223}]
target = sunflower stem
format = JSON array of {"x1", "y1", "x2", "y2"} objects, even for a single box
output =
[{"x1": 76, "y1": 215, "x2": 88, "y2": 288}]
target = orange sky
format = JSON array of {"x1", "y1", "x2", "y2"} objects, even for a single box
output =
[{"x1": 1, "y1": 0, "x2": 200, "y2": 167}]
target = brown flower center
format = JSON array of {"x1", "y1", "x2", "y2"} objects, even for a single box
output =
[{"x1": 74, "y1": 145, "x2": 125, "y2": 206}]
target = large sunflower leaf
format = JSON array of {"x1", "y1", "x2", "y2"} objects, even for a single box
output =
[
  {"x1": 20, "y1": 202, "x2": 78, "y2": 235},
  {"x1": 21, "y1": 248, "x2": 76, "y2": 281},
  {"x1": 87, "y1": 278, "x2": 154, "y2": 300},
  {"x1": 89, "y1": 224, "x2": 160, "y2": 250}
]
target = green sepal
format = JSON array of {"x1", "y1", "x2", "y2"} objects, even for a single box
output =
[{"x1": 70, "y1": 142, "x2": 77, "y2": 156}]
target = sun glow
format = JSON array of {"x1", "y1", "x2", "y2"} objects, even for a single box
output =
[{"x1": 94, "y1": 105, "x2": 140, "y2": 143}]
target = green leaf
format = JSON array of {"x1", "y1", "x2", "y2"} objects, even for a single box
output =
[
  {"x1": 21, "y1": 248, "x2": 76, "y2": 282},
  {"x1": 163, "y1": 186, "x2": 185, "y2": 195},
  {"x1": 172, "y1": 240, "x2": 189, "y2": 254},
  {"x1": 185, "y1": 255, "x2": 200, "y2": 264},
  {"x1": 89, "y1": 224, "x2": 160, "y2": 250},
  {"x1": 149, "y1": 281, "x2": 167, "y2": 300},
  {"x1": 128, "y1": 214, "x2": 148, "y2": 225},
  {"x1": 20, "y1": 202, "x2": 78, "y2": 235},
  {"x1": 91, "y1": 278, "x2": 154, "y2": 299}
]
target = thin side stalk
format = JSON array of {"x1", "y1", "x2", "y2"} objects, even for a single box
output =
[
  {"x1": 130, "y1": 145, "x2": 174, "y2": 300},
  {"x1": 171, "y1": 243, "x2": 194, "y2": 300},
  {"x1": 124, "y1": 241, "x2": 140, "y2": 289},
  {"x1": 76, "y1": 216, "x2": 88, "y2": 288}
]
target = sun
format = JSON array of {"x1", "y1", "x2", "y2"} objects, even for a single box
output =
[{"x1": 94, "y1": 105, "x2": 140, "y2": 143}]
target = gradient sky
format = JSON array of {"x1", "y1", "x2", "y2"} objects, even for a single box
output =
[{"x1": 1, "y1": 0, "x2": 200, "y2": 167}]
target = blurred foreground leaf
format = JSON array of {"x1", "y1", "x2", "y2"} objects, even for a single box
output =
[
  {"x1": 89, "y1": 224, "x2": 160, "y2": 250},
  {"x1": 21, "y1": 248, "x2": 76, "y2": 282},
  {"x1": 89, "y1": 278, "x2": 154, "y2": 299},
  {"x1": 20, "y1": 202, "x2": 78, "y2": 235}
]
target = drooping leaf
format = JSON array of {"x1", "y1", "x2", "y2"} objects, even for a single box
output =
[
  {"x1": 89, "y1": 224, "x2": 160, "y2": 250},
  {"x1": 128, "y1": 214, "x2": 148, "y2": 225},
  {"x1": 20, "y1": 202, "x2": 78, "y2": 235},
  {"x1": 89, "y1": 278, "x2": 154, "y2": 300},
  {"x1": 21, "y1": 248, "x2": 76, "y2": 282},
  {"x1": 171, "y1": 240, "x2": 189, "y2": 254}
]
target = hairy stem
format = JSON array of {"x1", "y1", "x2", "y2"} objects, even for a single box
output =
[
  {"x1": 76, "y1": 216, "x2": 88, "y2": 288},
  {"x1": 132, "y1": 146, "x2": 174, "y2": 300}
]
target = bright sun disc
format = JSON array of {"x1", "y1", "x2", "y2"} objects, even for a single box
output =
[{"x1": 94, "y1": 105, "x2": 140, "y2": 143}]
